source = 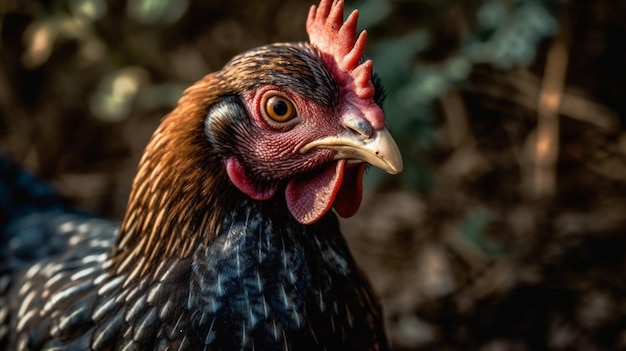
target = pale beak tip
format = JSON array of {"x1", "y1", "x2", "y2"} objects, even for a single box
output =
[
  {"x1": 388, "y1": 162, "x2": 403, "y2": 175},
  {"x1": 384, "y1": 156, "x2": 402, "y2": 175},
  {"x1": 376, "y1": 129, "x2": 403, "y2": 175}
]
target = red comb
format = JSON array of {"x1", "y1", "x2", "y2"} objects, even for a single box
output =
[{"x1": 306, "y1": 0, "x2": 374, "y2": 99}]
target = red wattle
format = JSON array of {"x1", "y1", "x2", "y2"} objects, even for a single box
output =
[
  {"x1": 285, "y1": 160, "x2": 366, "y2": 225},
  {"x1": 227, "y1": 157, "x2": 366, "y2": 225},
  {"x1": 285, "y1": 161, "x2": 345, "y2": 225},
  {"x1": 332, "y1": 163, "x2": 365, "y2": 218}
]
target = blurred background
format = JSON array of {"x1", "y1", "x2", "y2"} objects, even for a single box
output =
[{"x1": 1, "y1": 0, "x2": 626, "y2": 349}]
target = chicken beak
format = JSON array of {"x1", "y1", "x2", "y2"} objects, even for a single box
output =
[{"x1": 299, "y1": 127, "x2": 403, "y2": 175}]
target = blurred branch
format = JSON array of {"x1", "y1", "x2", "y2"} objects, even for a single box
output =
[
  {"x1": 509, "y1": 69, "x2": 618, "y2": 131},
  {"x1": 525, "y1": 31, "x2": 569, "y2": 200},
  {"x1": 471, "y1": 67, "x2": 619, "y2": 131},
  {"x1": 438, "y1": 91, "x2": 490, "y2": 185}
]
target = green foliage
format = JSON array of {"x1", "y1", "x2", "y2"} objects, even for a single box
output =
[
  {"x1": 126, "y1": 0, "x2": 189, "y2": 24},
  {"x1": 15, "y1": 0, "x2": 197, "y2": 124},
  {"x1": 352, "y1": 0, "x2": 566, "y2": 192}
]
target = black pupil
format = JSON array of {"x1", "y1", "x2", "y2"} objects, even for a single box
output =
[{"x1": 272, "y1": 100, "x2": 288, "y2": 116}]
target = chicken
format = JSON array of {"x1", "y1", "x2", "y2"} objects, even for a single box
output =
[{"x1": 0, "y1": 0, "x2": 402, "y2": 349}]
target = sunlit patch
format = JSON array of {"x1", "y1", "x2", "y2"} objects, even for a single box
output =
[
  {"x1": 59, "y1": 221, "x2": 76, "y2": 234},
  {"x1": 90, "y1": 67, "x2": 148, "y2": 122}
]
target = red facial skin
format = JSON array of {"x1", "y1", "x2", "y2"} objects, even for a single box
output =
[
  {"x1": 224, "y1": 85, "x2": 372, "y2": 224},
  {"x1": 224, "y1": 0, "x2": 389, "y2": 225}
]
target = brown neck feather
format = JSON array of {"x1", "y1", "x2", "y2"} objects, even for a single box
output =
[{"x1": 110, "y1": 75, "x2": 243, "y2": 275}]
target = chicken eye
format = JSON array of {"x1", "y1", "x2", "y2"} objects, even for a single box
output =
[{"x1": 263, "y1": 95, "x2": 296, "y2": 123}]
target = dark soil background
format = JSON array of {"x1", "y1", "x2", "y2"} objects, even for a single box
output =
[{"x1": 2, "y1": 0, "x2": 626, "y2": 350}]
